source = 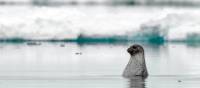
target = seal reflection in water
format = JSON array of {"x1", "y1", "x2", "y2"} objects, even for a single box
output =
[
  {"x1": 123, "y1": 44, "x2": 148, "y2": 78},
  {"x1": 128, "y1": 77, "x2": 145, "y2": 88}
]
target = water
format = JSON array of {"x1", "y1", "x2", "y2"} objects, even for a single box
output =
[{"x1": 0, "y1": 42, "x2": 200, "y2": 88}]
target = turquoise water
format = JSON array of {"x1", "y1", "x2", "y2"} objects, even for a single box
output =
[{"x1": 0, "y1": 42, "x2": 200, "y2": 88}]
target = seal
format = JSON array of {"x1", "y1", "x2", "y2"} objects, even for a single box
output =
[{"x1": 123, "y1": 44, "x2": 148, "y2": 78}]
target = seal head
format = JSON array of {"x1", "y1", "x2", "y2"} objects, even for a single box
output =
[
  {"x1": 127, "y1": 44, "x2": 144, "y2": 56},
  {"x1": 123, "y1": 44, "x2": 148, "y2": 78}
]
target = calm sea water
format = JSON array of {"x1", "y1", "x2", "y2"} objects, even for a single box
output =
[{"x1": 0, "y1": 43, "x2": 200, "y2": 88}]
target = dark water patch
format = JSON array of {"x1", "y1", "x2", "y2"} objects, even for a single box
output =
[
  {"x1": 75, "y1": 52, "x2": 82, "y2": 55},
  {"x1": 60, "y1": 44, "x2": 65, "y2": 47},
  {"x1": 186, "y1": 43, "x2": 200, "y2": 48},
  {"x1": 27, "y1": 42, "x2": 42, "y2": 46},
  {"x1": 0, "y1": 38, "x2": 28, "y2": 43},
  {"x1": 3, "y1": 35, "x2": 200, "y2": 46},
  {"x1": 76, "y1": 34, "x2": 129, "y2": 43},
  {"x1": 0, "y1": 36, "x2": 166, "y2": 45},
  {"x1": 76, "y1": 33, "x2": 165, "y2": 45}
]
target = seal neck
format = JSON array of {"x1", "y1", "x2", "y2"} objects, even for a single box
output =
[{"x1": 131, "y1": 53, "x2": 145, "y2": 63}]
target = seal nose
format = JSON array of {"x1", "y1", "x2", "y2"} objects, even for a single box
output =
[
  {"x1": 127, "y1": 47, "x2": 138, "y2": 55},
  {"x1": 127, "y1": 47, "x2": 133, "y2": 54}
]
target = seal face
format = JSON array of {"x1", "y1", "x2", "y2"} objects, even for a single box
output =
[
  {"x1": 123, "y1": 44, "x2": 148, "y2": 78},
  {"x1": 127, "y1": 44, "x2": 144, "y2": 56}
]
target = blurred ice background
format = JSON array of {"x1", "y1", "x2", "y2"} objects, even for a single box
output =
[{"x1": 0, "y1": 0, "x2": 200, "y2": 43}]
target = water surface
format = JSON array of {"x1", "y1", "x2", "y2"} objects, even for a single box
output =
[{"x1": 0, "y1": 43, "x2": 200, "y2": 88}]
